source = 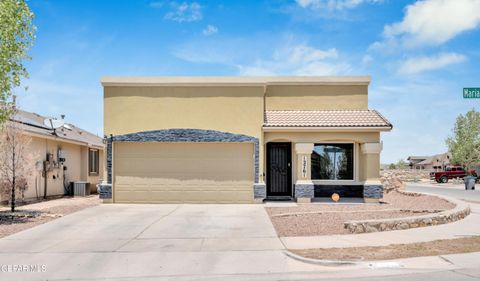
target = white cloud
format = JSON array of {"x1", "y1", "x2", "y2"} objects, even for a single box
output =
[
  {"x1": 237, "y1": 44, "x2": 350, "y2": 76},
  {"x1": 361, "y1": 54, "x2": 373, "y2": 65},
  {"x1": 202, "y1": 25, "x2": 218, "y2": 36},
  {"x1": 398, "y1": 52, "x2": 466, "y2": 74},
  {"x1": 173, "y1": 38, "x2": 350, "y2": 76},
  {"x1": 375, "y1": 0, "x2": 480, "y2": 48},
  {"x1": 296, "y1": 0, "x2": 382, "y2": 11},
  {"x1": 164, "y1": 2, "x2": 202, "y2": 23}
]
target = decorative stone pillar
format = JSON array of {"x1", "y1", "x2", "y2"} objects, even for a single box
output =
[
  {"x1": 97, "y1": 180, "x2": 112, "y2": 201},
  {"x1": 98, "y1": 136, "x2": 113, "y2": 203},
  {"x1": 254, "y1": 183, "x2": 266, "y2": 203},
  {"x1": 360, "y1": 142, "x2": 383, "y2": 203},
  {"x1": 294, "y1": 143, "x2": 314, "y2": 203}
]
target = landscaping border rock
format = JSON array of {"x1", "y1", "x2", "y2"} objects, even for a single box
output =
[{"x1": 344, "y1": 191, "x2": 471, "y2": 234}]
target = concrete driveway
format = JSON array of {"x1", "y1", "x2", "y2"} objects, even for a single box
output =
[
  {"x1": 2, "y1": 203, "x2": 480, "y2": 280},
  {"x1": 0, "y1": 204, "x2": 334, "y2": 280}
]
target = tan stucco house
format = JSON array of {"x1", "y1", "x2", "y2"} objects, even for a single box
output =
[
  {"x1": 408, "y1": 153, "x2": 451, "y2": 171},
  {"x1": 1, "y1": 110, "x2": 104, "y2": 203},
  {"x1": 99, "y1": 76, "x2": 392, "y2": 204}
]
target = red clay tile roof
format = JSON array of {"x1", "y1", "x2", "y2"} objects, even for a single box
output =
[{"x1": 264, "y1": 110, "x2": 392, "y2": 128}]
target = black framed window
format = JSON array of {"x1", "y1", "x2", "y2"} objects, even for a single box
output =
[
  {"x1": 311, "y1": 143, "x2": 354, "y2": 180},
  {"x1": 88, "y1": 149, "x2": 99, "y2": 175}
]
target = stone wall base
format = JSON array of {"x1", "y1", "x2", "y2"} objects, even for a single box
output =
[
  {"x1": 345, "y1": 192, "x2": 471, "y2": 233},
  {"x1": 254, "y1": 183, "x2": 266, "y2": 199},
  {"x1": 97, "y1": 182, "x2": 112, "y2": 200},
  {"x1": 295, "y1": 183, "x2": 314, "y2": 199},
  {"x1": 363, "y1": 184, "x2": 383, "y2": 199}
]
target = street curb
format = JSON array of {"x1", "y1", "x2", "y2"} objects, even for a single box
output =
[
  {"x1": 344, "y1": 190, "x2": 471, "y2": 233},
  {"x1": 283, "y1": 250, "x2": 363, "y2": 266}
]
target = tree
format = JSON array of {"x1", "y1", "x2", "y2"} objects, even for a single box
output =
[
  {"x1": 0, "y1": 0, "x2": 36, "y2": 125},
  {"x1": 446, "y1": 109, "x2": 480, "y2": 171},
  {"x1": 0, "y1": 112, "x2": 34, "y2": 212},
  {"x1": 388, "y1": 163, "x2": 396, "y2": 170},
  {"x1": 396, "y1": 159, "x2": 408, "y2": 169}
]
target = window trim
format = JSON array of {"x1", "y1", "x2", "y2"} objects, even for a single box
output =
[
  {"x1": 311, "y1": 141, "x2": 357, "y2": 183},
  {"x1": 88, "y1": 149, "x2": 99, "y2": 176}
]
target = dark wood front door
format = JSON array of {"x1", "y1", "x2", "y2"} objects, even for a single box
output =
[{"x1": 266, "y1": 142, "x2": 292, "y2": 197}]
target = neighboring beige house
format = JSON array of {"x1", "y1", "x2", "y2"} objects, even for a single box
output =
[
  {"x1": 1, "y1": 110, "x2": 104, "y2": 203},
  {"x1": 407, "y1": 153, "x2": 451, "y2": 170},
  {"x1": 100, "y1": 76, "x2": 392, "y2": 204}
]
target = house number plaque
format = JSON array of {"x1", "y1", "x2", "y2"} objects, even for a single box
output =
[{"x1": 302, "y1": 155, "x2": 307, "y2": 178}]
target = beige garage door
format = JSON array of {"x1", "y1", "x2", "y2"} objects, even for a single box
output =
[{"x1": 113, "y1": 142, "x2": 254, "y2": 203}]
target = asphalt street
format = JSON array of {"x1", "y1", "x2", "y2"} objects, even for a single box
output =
[{"x1": 406, "y1": 182, "x2": 480, "y2": 202}]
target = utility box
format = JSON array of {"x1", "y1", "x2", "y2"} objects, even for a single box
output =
[{"x1": 74, "y1": 181, "x2": 90, "y2": 196}]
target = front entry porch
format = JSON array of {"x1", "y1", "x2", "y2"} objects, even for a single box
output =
[{"x1": 260, "y1": 140, "x2": 384, "y2": 203}]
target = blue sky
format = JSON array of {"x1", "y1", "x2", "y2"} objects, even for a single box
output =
[{"x1": 16, "y1": 0, "x2": 480, "y2": 163}]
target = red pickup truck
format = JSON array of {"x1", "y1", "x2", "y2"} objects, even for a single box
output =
[{"x1": 430, "y1": 166, "x2": 477, "y2": 183}]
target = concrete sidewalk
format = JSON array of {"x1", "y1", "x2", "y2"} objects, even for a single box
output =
[{"x1": 282, "y1": 201, "x2": 480, "y2": 250}]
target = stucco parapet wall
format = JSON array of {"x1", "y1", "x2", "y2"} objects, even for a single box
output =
[
  {"x1": 344, "y1": 191, "x2": 471, "y2": 234},
  {"x1": 101, "y1": 76, "x2": 371, "y2": 87},
  {"x1": 107, "y1": 129, "x2": 260, "y2": 183}
]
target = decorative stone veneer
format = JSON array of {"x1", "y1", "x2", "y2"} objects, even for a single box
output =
[
  {"x1": 97, "y1": 182, "x2": 112, "y2": 199},
  {"x1": 295, "y1": 183, "x2": 315, "y2": 198},
  {"x1": 106, "y1": 129, "x2": 260, "y2": 198},
  {"x1": 363, "y1": 184, "x2": 383, "y2": 199},
  {"x1": 344, "y1": 192, "x2": 471, "y2": 234},
  {"x1": 254, "y1": 183, "x2": 266, "y2": 199},
  {"x1": 106, "y1": 138, "x2": 112, "y2": 184}
]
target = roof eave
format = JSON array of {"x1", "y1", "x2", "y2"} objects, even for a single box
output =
[
  {"x1": 22, "y1": 130, "x2": 105, "y2": 149},
  {"x1": 100, "y1": 76, "x2": 371, "y2": 87},
  {"x1": 262, "y1": 126, "x2": 393, "y2": 132}
]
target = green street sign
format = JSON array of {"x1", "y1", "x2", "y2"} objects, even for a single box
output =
[{"x1": 464, "y1": 88, "x2": 480, "y2": 98}]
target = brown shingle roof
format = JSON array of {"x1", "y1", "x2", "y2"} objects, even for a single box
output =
[{"x1": 263, "y1": 110, "x2": 392, "y2": 128}]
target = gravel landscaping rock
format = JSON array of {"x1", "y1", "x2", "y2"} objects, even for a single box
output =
[
  {"x1": 344, "y1": 192, "x2": 469, "y2": 234},
  {"x1": 0, "y1": 196, "x2": 100, "y2": 239},
  {"x1": 266, "y1": 191, "x2": 455, "y2": 237},
  {"x1": 291, "y1": 236, "x2": 480, "y2": 261}
]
